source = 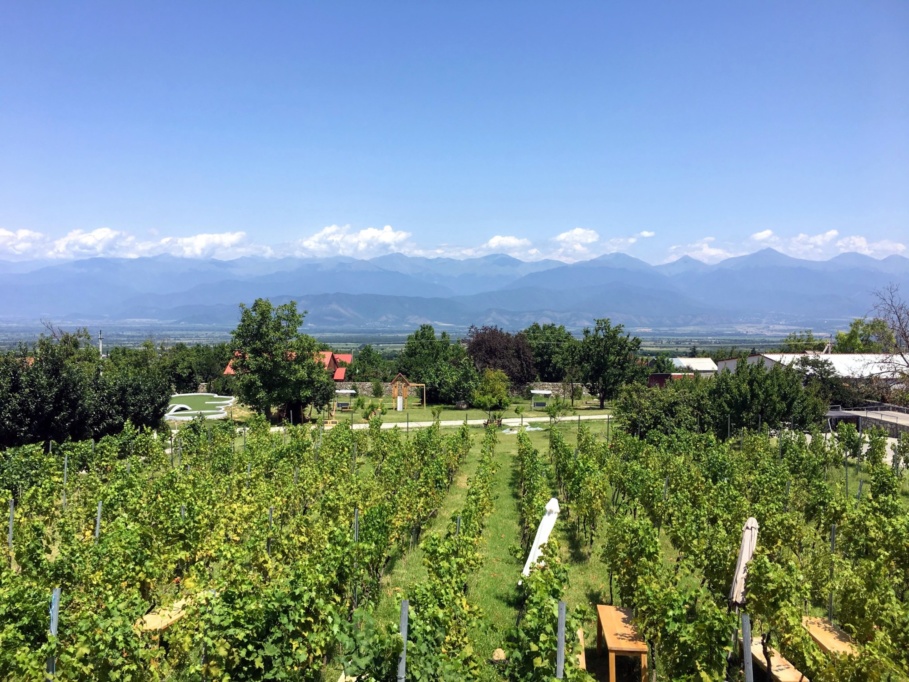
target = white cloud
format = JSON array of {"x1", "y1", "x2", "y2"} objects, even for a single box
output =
[
  {"x1": 295, "y1": 224, "x2": 412, "y2": 258},
  {"x1": 836, "y1": 235, "x2": 906, "y2": 258},
  {"x1": 0, "y1": 228, "x2": 47, "y2": 257},
  {"x1": 554, "y1": 227, "x2": 599, "y2": 245},
  {"x1": 551, "y1": 228, "x2": 600, "y2": 261},
  {"x1": 483, "y1": 235, "x2": 532, "y2": 251},
  {"x1": 153, "y1": 232, "x2": 255, "y2": 258},
  {"x1": 744, "y1": 228, "x2": 905, "y2": 260},
  {"x1": 666, "y1": 237, "x2": 740, "y2": 264},
  {"x1": 639, "y1": 230, "x2": 656, "y2": 238},
  {"x1": 50, "y1": 228, "x2": 134, "y2": 258},
  {"x1": 786, "y1": 230, "x2": 839, "y2": 258}
]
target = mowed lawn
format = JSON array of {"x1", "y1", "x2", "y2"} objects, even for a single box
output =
[{"x1": 333, "y1": 395, "x2": 611, "y2": 425}]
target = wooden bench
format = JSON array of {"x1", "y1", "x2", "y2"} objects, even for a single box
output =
[
  {"x1": 596, "y1": 605, "x2": 648, "y2": 682},
  {"x1": 802, "y1": 616, "x2": 857, "y2": 657},
  {"x1": 746, "y1": 637, "x2": 810, "y2": 682}
]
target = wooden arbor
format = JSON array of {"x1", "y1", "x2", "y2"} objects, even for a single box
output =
[{"x1": 390, "y1": 373, "x2": 426, "y2": 410}]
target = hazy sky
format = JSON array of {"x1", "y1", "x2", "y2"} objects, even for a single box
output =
[{"x1": 1, "y1": 1, "x2": 907, "y2": 263}]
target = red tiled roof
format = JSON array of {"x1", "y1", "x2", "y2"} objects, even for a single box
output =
[{"x1": 225, "y1": 350, "x2": 349, "y2": 380}]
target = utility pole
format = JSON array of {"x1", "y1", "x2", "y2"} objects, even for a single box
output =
[{"x1": 98, "y1": 329, "x2": 104, "y2": 358}]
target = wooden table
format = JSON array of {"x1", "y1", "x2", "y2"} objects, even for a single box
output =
[
  {"x1": 596, "y1": 605, "x2": 648, "y2": 682},
  {"x1": 802, "y1": 616, "x2": 857, "y2": 657},
  {"x1": 747, "y1": 637, "x2": 810, "y2": 682}
]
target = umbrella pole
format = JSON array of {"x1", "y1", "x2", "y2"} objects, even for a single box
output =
[
  {"x1": 726, "y1": 605, "x2": 740, "y2": 682},
  {"x1": 741, "y1": 613, "x2": 755, "y2": 682}
]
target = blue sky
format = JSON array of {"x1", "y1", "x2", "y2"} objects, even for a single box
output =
[{"x1": 1, "y1": 1, "x2": 907, "y2": 263}]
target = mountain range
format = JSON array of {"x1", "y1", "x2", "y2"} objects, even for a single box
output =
[{"x1": 2, "y1": 249, "x2": 908, "y2": 332}]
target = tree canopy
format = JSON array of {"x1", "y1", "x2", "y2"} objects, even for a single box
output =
[
  {"x1": 465, "y1": 325, "x2": 535, "y2": 387},
  {"x1": 578, "y1": 318, "x2": 643, "y2": 408},
  {"x1": 833, "y1": 317, "x2": 895, "y2": 353},
  {"x1": 471, "y1": 368, "x2": 511, "y2": 414},
  {"x1": 521, "y1": 323, "x2": 575, "y2": 382},
  {"x1": 0, "y1": 329, "x2": 170, "y2": 448},
  {"x1": 396, "y1": 324, "x2": 478, "y2": 404},
  {"x1": 230, "y1": 298, "x2": 334, "y2": 420}
]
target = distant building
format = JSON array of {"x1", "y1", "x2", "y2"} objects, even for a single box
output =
[
  {"x1": 224, "y1": 350, "x2": 353, "y2": 381},
  {"x1": 715, "y1": 353, "x2": 907, "y2": 380},
  {"x1": 648, "y1": 372, "x2": 695, "y2": 388},
  {"x1": 671, "y1": 357, "x2": 718, "y2": 376}
]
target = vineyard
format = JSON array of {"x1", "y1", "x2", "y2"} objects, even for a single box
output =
[{"x1": 2, "y1": 415, "x2": 909, "y2": 680}]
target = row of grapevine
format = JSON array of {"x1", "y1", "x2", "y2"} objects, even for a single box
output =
[
  {"x1": 342, "y1": 427, "x2": 500, "y2": 680},
  {"x1": 0, "y1": 415, "x2": 472, "y2": 680},
  {"x1": 572, "y1": 422, "x2": 909, "y2": 680},
  {"x1": 516, "y1": 431, "x2": 550, "y2": 550}
]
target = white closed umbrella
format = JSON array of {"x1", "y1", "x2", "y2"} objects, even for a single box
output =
[
  {"x1": 521, "y1": 498, "x2": 560, "y2": 578},
  {"x1": 729, "y1": 517, "x2": 759, "y2": 607}
]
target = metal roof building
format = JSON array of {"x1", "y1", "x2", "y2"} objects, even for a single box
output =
[
  {"x1": 716, "y1": 353, "x2": 908, "y2": 379},
  {"x1": 671, "y1": 357, "x2": 718, "y2": 375}
]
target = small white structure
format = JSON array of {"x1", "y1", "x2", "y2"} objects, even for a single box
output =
[
  {"x1": 334, "y1": 389, "x2": 356, "y2": 411},
  {"x1": 530, "y1": 389, "x2": 552, "y2": 410},
  {"x1": 671, "y1": 357, "x2": 718, "y2": 376},
  {"x1": 521, "y1": 498, "x2": 560, "y2": 578}
]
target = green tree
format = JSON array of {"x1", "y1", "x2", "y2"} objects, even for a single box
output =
[
  {"x1": 708, "y1": 359, "x2": 824, "y2": 436},
  {"x1": 578, "y1": 318, "x2": 643, "y2": 408},
  {"x1": 780, "y1": 330, "x2": 827, "y2": 352},
  {"x1": 614, "y1": 377, "x2": 711, "y2": 438},
  {"x1": 471, "y1": 368, "x2": 510, "y2": 415},
  {"x1": 230, "y1": 299, "x2": 333, "y2": 421},
  {"x1": 0, "y1": 329, "x2": 169, "y2": 448},
  {"x1": 833, "y1": 317, "x2": 895, "y2": 353},
  {"x1": 397, "y1": 325, "x2": 478, "y2": 404},
  {"x1": 521, "y1": 323, "x2": 576, "y2": 382},
  {"x1": 351, "y1": 344, "x2": 390, "y2": 382},
  {"x1": 556, "y1": 335, "x2": 582, "y2": 406}
]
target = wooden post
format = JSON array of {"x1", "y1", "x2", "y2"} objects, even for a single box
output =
[{"x1": 397, "y1": 600, "x2": 409, "y2": 682}]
